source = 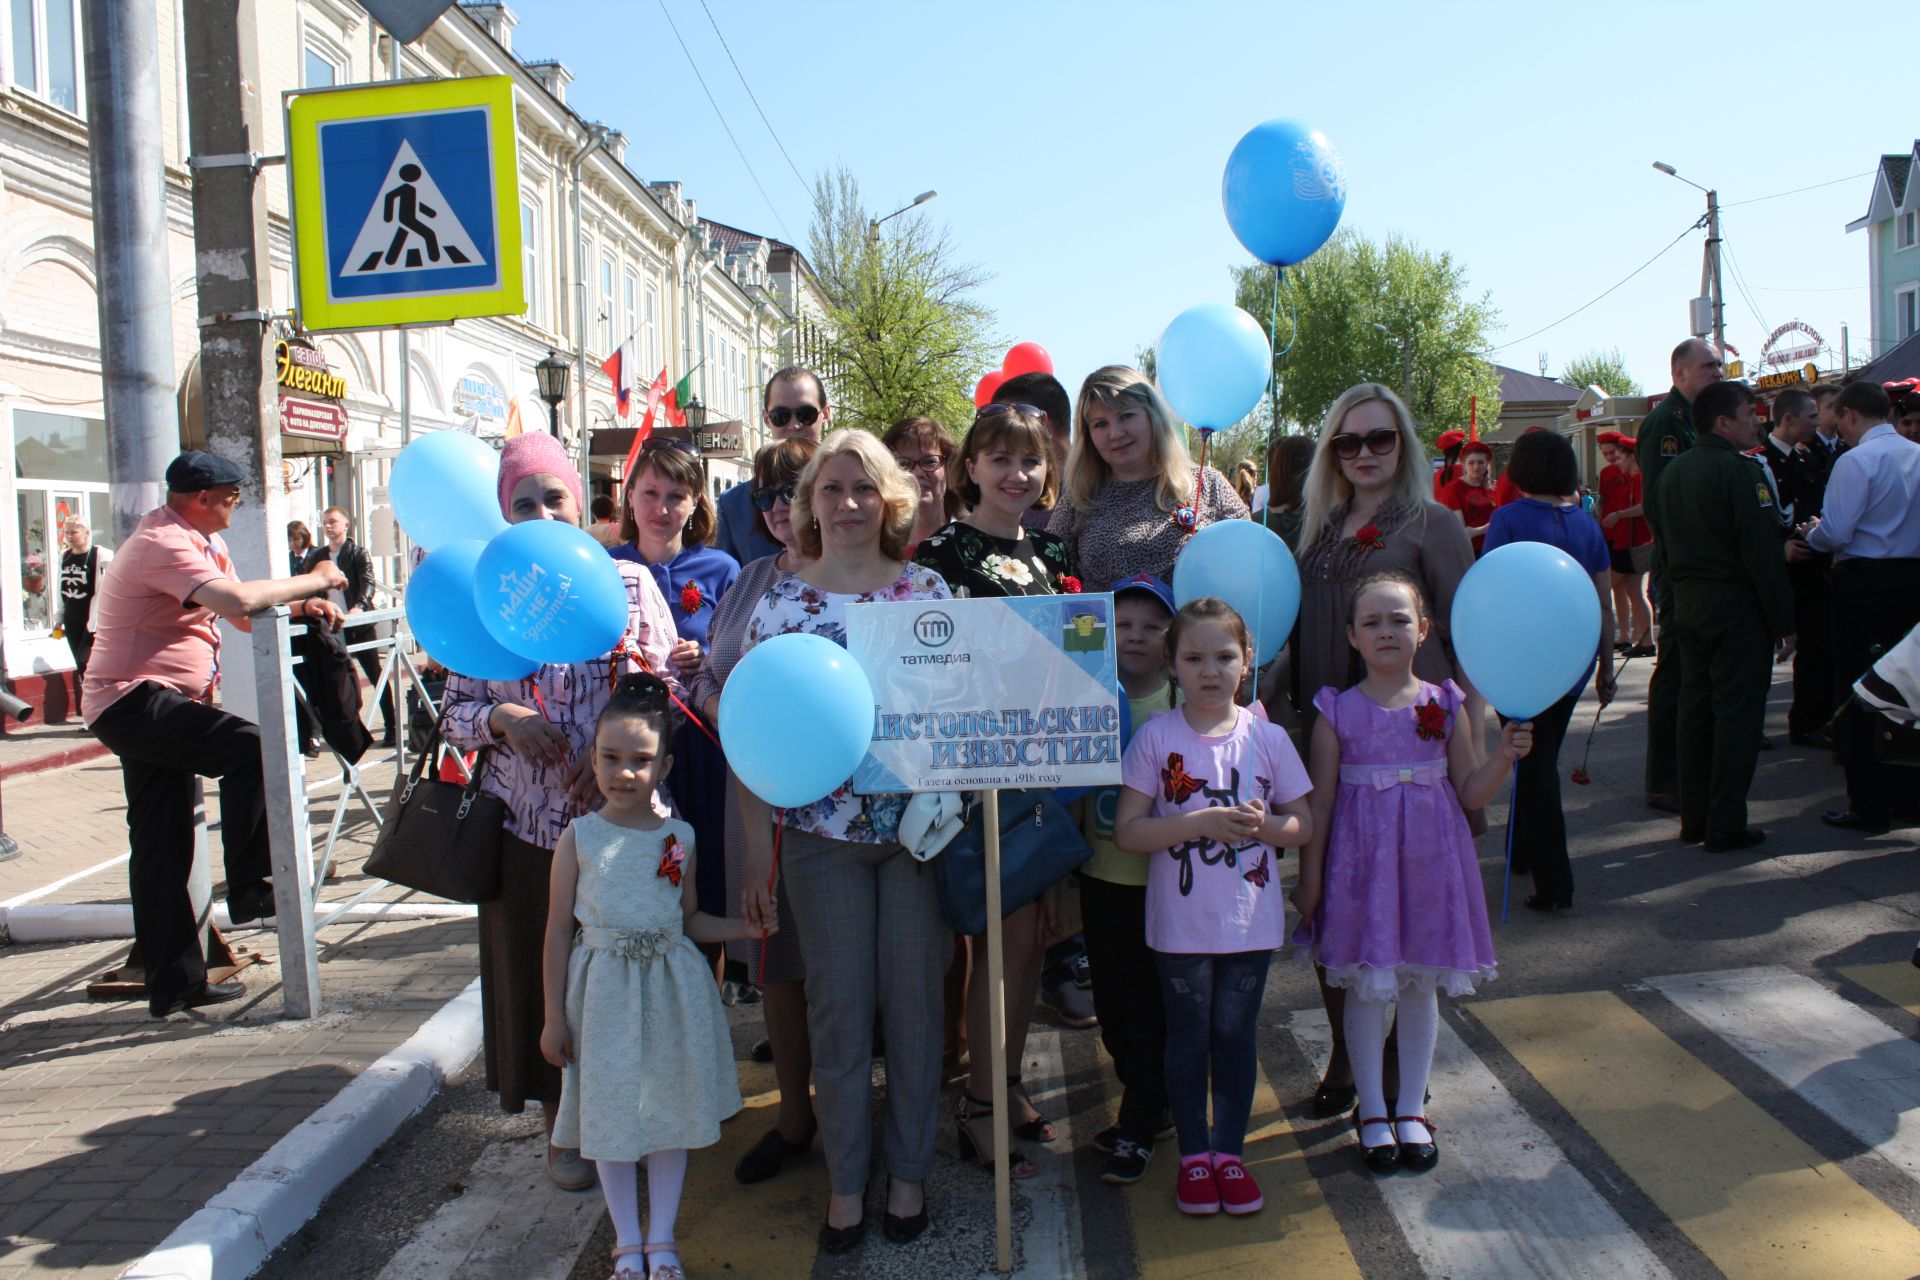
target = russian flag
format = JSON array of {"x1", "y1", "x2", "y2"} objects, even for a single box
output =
[{"x1": 601, "y1": 338, "x2": 636, "y2": 419}]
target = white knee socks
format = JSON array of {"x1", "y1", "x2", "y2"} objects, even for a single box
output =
[
  {"x1": 645, "y1": 1148, "x2": 688, "y2": 1271},
  {"x1": 1342, "y1": 995, "x2": 1392, "y2": 1148},
  {"x1": 596, "y1": 1160, "x2": 643, "y2": 1275}
]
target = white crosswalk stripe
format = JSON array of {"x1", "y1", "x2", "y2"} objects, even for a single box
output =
[{"x1": 373, "y1": 1136, "x2": 599, "y2": 1280}]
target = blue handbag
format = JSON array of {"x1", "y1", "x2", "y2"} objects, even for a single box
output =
[{"x1": 932, "y1": 789, "x2": 1093, "y2": 937}]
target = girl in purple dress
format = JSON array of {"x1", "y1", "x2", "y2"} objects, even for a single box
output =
[{"x1": 1292, "y1": 573, "x2": 1531, "y2": 1175}]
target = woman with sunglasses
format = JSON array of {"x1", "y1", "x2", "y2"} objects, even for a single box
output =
[
  {"x1": 910, "y1": 402, "x2": 1075, "y2": 1181},
  {"x1": 882, "y1": 416, "x2": 959, "y2": 554},
  {"x1": 611, "y1": 440, "x2": 740, "y2": 978},
  {"x1": 691, "y1": 437, "x2": 821, "y2": 1190},
  {"x1": 1049, "y1": 365, "x2": 1248, "y2": 592},
  {"x1": 1292, "y1": 383, "x2": 1481, "y2": 1120}
]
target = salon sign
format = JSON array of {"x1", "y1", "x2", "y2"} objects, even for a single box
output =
[{"x1": 846, "y1": 595, "x2": 1122, "y2": 793}]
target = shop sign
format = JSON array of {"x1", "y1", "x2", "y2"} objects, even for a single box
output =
[
  {"x1": 453, "y1": 374, "x2": 507, "y2": 422},
  {"x1": 1761, "y1": 321, "x2": 1825, "y2": 369},
  {"x1": 275, "y1": 340, "x2": 348, "y2": 398},
  {"x1": 1756, "y1": 361, "x2": 1821, "y2": 391},
  {"x1": 280, "y1": 395, "x2": 349, "y2": 442},
  {"x1": 695, "y1": 430, "x2": 745, "y2": 459}
]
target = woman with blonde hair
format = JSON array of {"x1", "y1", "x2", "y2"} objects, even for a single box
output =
[
  {"x1": 1049, "y1": 365, "x2": 1247, "y2": 591},
  {"x1": 737, "y1": 428, "x2": 953, "y2": 1251},
  {"x1": 1292, "y1": 382, "x2": 1481, "y2": 1120}
]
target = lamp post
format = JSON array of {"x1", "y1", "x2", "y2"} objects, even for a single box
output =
[
  {"x1": 869, "y1": 190, "x2": 938, "y2": 241},
  {"x1": 1652, "y1": 161, "x2": 1724, "y2": 356},
  {"x1": 535, "y1": 348, "x2": 570, "y2": 437},
  {"x1": 1371, "y1": 322, "x2": 1414, "y2": 403}
]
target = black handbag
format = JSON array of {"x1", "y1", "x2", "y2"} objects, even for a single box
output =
[
  {"x1": 364, "y1": 725, "x2": 505, "y2": 903},
  {"x1": 933, "y1": 789, "x2": 1093, "y2": 937}
]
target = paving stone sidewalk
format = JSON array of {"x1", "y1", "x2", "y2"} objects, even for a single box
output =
[{"x1": 0, "y1": 746, "x2": 479, "y2": 1279}]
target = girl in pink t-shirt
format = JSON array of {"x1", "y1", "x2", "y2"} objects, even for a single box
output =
[{"x1": 1115, "y1": 598, "x2": 1312, "y2": 1218}]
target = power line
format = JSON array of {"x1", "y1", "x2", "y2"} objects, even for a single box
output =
[
  {"x1": 653, "y1": 0, "x2": 791, "y2": 240},
  {"x1": 1720, "y1": 233, "x2": 1770, "y2": 337},
  {"x1": 1723, "y1": 171, "x2": 1872, "y2": 208},
  {"x1": 695, "y1": 0, "x2": 813, "y2": 200},
  {"x1": 1493, "y1": 221, "x2": 1700, "y2": 351}
]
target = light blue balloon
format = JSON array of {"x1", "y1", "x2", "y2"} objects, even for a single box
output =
[
  {"x1": 720, "y1": 633, "x2": 876, "y2": 809},
  {"x1": 390, "y1": 432, "x2": 510, "y2": 552},
  {"x1": 1450, "y1": 542, "x2": 1602, "y2": 719},
  {"x1": 1157, "y1": 304, "x2": 1274, "y2": 431},
  {"x1": 1221, "y1": 119, "x2": 1347, "y2": 267},
  {"x1": 1171, "y1": 519, "x2": 1300, "y2": 666},
  {"x1": 472, "y1": 520, "x2": 629, "y2": 666},
  {"x1": 405, "y1": 541, "x2": 540, "y2": 682}
]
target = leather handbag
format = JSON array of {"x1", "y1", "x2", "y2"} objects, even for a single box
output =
[
  {"x1": 933, "y1": 789, "x2": 1093, "y2": 937},
  {"x1": 364, "y1": 725, "x2": 504, "y2": 904}
]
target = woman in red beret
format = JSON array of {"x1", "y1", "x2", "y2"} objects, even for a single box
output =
[{"x1": 1439, "y1": 441, "x2": 1496, "y2": 555}]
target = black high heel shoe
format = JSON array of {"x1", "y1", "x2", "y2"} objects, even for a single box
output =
[
  {"x1": 955, "y1": 1093, "x2": 1036, "y2": 1178},
  {"x1": 1007, "y1": 1075, "x2": 1057, "y2": 1142},
  {"x1": 881, "y1": 1179, "x2": 929, "y2": 1244},
  {"x1": 1356, "y1": 1114, "x2": 1399, "y2": 1173},
  {"x1": 1524, "y1": 892, "x2": 1572, "y2": 913}
]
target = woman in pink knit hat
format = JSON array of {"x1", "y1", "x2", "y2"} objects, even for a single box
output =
[{"x1": 441, "y1": 431, "x2": 682, "y2": 1191}]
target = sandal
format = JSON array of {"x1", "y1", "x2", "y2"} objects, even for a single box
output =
[
  {"x1": 1006, "y1": 1075, "x2": 1058, "y2": 1142},
  {"x1": 609, "y1": 1243, "x2": 645, "y2": 1278},
  {"x1": 955, "y1": 1093, "x2": 1036, "y2": 1178},
  {"x1": 643, "y1": 1241, "x2": 686, "y2": 1279}
]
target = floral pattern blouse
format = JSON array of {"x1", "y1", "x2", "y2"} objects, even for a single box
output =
[
  {"x1": 740, "y1": 562, "x2": 951, "y2": 842},
  {"x1": 911, "y1": 520, "x2": 1075, "y2": 599}
]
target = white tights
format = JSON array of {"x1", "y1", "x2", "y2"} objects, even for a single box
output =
[
  {"x1": 596, "y1": 1149, "x2": 688, "y2": 1275},
  {"x1": 1342, "y1": 989, "x2": 1439, "y2": 1147}
]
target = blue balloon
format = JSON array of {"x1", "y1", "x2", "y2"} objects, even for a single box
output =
[
  {"x1": 405, "y1": 541, "x2": 541, "y2": 682},
  {"x1": 1221, "y1": 119, "x2": 1347, "y2": 267},
  {"x1": 1171, "y1": 519, "x2": 1300, "y2": 666},
  {"x1": 390, "y1": 432, "x2": 510, "y2": 552},
  {"x1": 1157, "y1": 304, "x2": 1274, "y2": 431},
  {"x1": 472, "y1": 520, "x2": 630, "y2": 666},
  {"x1": 720, "y1": 633, "x2": 875, "y2": 809},
  {"x1": 1450, "y1": 542, "x2": 1602, "y2": 719}
]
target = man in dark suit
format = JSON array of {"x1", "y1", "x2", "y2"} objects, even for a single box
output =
[
  {"x1": 1757, "y1": 388, "x2": 1835, "y2": 746},
  {"x1": 314, "y1": 506, "x2": 394, "y2": 746},
  {"x1": 713, "y1": 367, "x2": 829, "y2": 565}
]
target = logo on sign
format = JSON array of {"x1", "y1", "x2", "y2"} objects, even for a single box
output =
[{"x1": 914, "y1": 611, "x2": 954, "y2": 648}]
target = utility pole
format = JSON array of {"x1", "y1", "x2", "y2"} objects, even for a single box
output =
[
  {"x1": 1706, "y1": 187, "x2": 1725, "y2": 356},
  {"x1": 183, "y1": 2, "x2": 320, "y2": 1017},
  {"x1": 82, "y1": 0, "x2": 176, "y2": 543}
]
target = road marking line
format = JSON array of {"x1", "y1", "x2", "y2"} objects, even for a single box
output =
[
  {"x1": 373, "y1": 1138, "x2": 602, "y2": 1280},
  {"x1": 1475, "y1": 989, "x2": 1920, "y2": 1280},
  {"x1": 1840, "y1": 962, "x2": 1920, "y2": 1020},
  {"x1": 1011, "y1": 1027, "x2": 1085, "y2": 1278},
  {"x1": 0, "y1": 851, "x2": 128, "y2": 910},
  {"x1": 1650, "y1": 967, "x2": 1920, "y2": 1185},
  {"x1": 1290, "y1": 1008, "x2": 1671, "y2": 1279}
]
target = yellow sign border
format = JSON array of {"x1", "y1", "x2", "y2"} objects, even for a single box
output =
[{"x1": 287, "y1": 75, "x2": 523, "y2": 333}]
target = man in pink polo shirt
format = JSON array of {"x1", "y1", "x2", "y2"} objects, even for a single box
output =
[{"x1": 87, "y1": 452, "x2": 348, "y2": 1017}]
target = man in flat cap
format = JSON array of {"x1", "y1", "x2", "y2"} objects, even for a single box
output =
[{"x1": 85, "y1": 452, "x2": 348, "y2": 1017}]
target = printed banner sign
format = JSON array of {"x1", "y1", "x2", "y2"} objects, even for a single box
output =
[{"x1": 846, "y1": 595, "x2": 1122, "y2": 794}]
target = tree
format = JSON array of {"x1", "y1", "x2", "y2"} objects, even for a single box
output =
[
  {"x1": 1561, "y1": 348, "x2": 1642, "y2": 396},
  {"x1": 806, "y1": 167, "x2": 996, "y2": 434},
  {"x1": 1232, "y1": 229, "x2": 1501, "y2": 442}
]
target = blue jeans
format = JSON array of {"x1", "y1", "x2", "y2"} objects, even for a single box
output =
[{"x1": 1154, "y1": 949, "x2": 1272, "y2": 1158}]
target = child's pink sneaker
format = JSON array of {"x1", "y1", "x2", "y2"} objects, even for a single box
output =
[
  {"x1": 1176, "y1": 1156, "x2": 1220, "y2": 1215},
  {"x1": 1212, "y1": 1154, "x2": 1263, "y2": 1214}
]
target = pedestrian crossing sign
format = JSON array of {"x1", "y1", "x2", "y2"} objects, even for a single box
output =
[{"x1": 286, "y1": 76, "x2": 523, "y2": 332}]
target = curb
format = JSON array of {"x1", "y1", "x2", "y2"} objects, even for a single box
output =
[
  {"x1": 0, "y1": 739, "x2": 112, "y2": 780},
  {"x1": 119, "y1": 978, "x2": 484, "y2": 1280},
  {"x1": 2, "y1": 900, "x2": 476, "y2": 944}
]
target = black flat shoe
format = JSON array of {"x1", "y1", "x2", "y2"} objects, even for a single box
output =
[
  {"x1": 150, "y1": 979, "x2": 245, "y2": 1018},
  {"x1": 1704, "y1": 827, "x2": 1765, "y2": 853},
  {"x1": 1356, "y1": 1115, "x2": 1399, "y2": 1173},
  {"x1": 1524, "y1": 892, "x2": 1572, "y2": 912},
  {"x1": 1790, "y1": 729, "x2": 1835, "y2": 749},
  {"x1": 882, "y1": 1208, "x2": 929, "y2": 1243},
  {"x1": 1645, "y1": 792, "x2": 1682, "y2": 814},
  {"x1": 1679, "y1": 827, "x2": 1704, "y2": 845},
  {"x1": 733, "y1": 1119, "x2": 815, "y2": 1185},
  {"x1": 818, "y1": 1218, "x2": 865, "y2": 1254},
  {"x1": 227, "y1": 881, "x2": 276, "y2": 925},
  {"x1": 750, "y1": 1038, "x2": 774, "y2": 1064},
  {"x1": 1822, "y1": 809, "x2": 1891, "y2": 834},
  {"x1": 1311, "y1": 1077, "x2": 1357, "y2": 1117},
  {"x1": 1394, "y1": 1116, "x2": 1438, "y2": 1172}
]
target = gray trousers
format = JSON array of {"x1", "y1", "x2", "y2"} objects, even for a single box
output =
[{"x1": 781, "y1": 827, "x2": 953, "y2": 1195}]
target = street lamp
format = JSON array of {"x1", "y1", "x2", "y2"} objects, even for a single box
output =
[
  {"x1": 534, "y1": 348, "x2": 570, "y2": 437},
  {"x1": 683, "y1": 395, "x2": 708, "y2": 436},
  {"x1": 869, "y1": 190, "x2": 938, "y2": 240},
  {"x1": 1371, "y1": 322, "x2": 1414, "y2": 402},
  {"x1": 1652, "y1": 160, "x2": 1724, "y2": 355}
]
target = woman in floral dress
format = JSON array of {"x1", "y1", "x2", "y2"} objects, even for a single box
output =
[{"x1": 913, "y1": 403, "x2": 1076, "y2": 1178}]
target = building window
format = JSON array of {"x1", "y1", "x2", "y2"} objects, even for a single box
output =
[
  {"x1": 1899, "y1": 285, "x2": 1918, "y2": 342},
  {"x1": 622, "y1": 270, "x2": 637, "y2": 353},
  {"x1": 8, "y1": 0, "x2": 83, "y2": 116},
  {"x1": 1899, "y1": 210, "x2": 1919, "y2": 252},
  {"x1": 599, "y1": 255, "x2": 614, "y2": 356},
  {"x1": 644, "y1": 283, "x2": 659, "y2": 372},
  {"x1": 521, "y1": 197, "x2": 542, "y2": 329},
  {"x1": 13, "y1": 409, "x2": 109, "y2": 636},
  {"x1": 302, "y1": 47, "x2": 338, "y2": 88}
]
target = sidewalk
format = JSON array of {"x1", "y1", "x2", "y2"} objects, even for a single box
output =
[
  {"x1": 0, "y1": 719, "x2": 110, "y2": 781},
  {"x1": 0, "y1": 746, "x2": 480, "y2": 1280}
]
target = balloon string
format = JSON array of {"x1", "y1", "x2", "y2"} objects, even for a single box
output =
[
  {"x1": 1499, "y1": 764, "x2": 1518, "y2": 923},
  {"x1": 759, "y1": 812, "x2": 783, "y2": 977},
  {"x1": 617, "y1": 640, "x2": 724, "y2": 751}
]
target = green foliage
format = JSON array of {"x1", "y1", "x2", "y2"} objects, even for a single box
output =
[
  {"x1": 1232, "y1": 229, "x2": 1502, "y2": 443},
  {"x1": 807, "y1": 167, "x2": 996, "y2": 436},
  {"x1": 1561, "y1": 347, "x2": 1642, "y2": 397}
]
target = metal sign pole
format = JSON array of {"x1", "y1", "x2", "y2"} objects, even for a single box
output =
[{"x1": 982, "y1": 787, "x2": 1013, "y2": 1274}]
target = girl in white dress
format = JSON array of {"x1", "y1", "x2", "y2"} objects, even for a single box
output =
[{"x1": 541, "y1": 674, "x2": 765, "y2": 1279}]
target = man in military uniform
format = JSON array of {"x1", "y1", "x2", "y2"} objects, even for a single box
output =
[
  {"x1": 1636, "y1": 337, "x2": 1726, "y2": 811},
  {"x1": 1757, "y1": 387, "x2": 1834, "y2": 745},
  {"x1": 1651, "y1": 381, "x2": 1795, "y2": 852}
]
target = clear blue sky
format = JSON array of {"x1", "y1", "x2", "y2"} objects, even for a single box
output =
[{"x1": 508, "y1": 0, "x2": 1894, "y2": 417}]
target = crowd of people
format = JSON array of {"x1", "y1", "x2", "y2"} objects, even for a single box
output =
[{"x1": 76, "y1": 341, "x2": 1920, "y2": 1277}]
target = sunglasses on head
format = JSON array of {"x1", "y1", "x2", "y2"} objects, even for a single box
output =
[
  {"x1": 767, "y1": 404, "x2": 821, "y2": 429},
  {"x1": 1331, "y1": 428, "x2": 1401, "y2": 460},
  {"x1": 610, "y1": 672, "x2": 671, "y2": 709},
  {"x1": 640, "y1": 437, "x2": 698, "y2": 456},
  {"x1": 975, "y1": 402, "x2": 1042, "y2": 421},
  {"x1": 749, "y1": 481, "x2": 797, "y2": 511}
]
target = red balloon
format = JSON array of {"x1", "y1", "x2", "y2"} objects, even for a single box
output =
[
  {"x1": 1001, "y1": 341, "x2": 1054, "y2": 378},
  {"x1": 974, "y1": 369, "x2": 1009, "y2": 406}
]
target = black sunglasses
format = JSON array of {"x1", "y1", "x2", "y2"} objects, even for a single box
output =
[
  {"x1": 975, "y1": 402, "x2": 1042, "y2": 421},
  {"x1": 1331, "y1": 427, "x2": 1401, "y2": 460},
  {"x1": 749, "y1": 481, "x2": 797, "y2": 511},
  {"x1": 640, "y1": 437, "x2": 698, "y2": 456},
  {"x1": 767, "y1": 404, "x2": 821, "y2": 429}
]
